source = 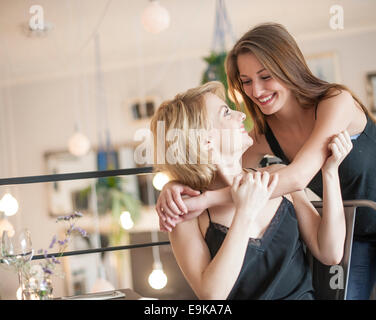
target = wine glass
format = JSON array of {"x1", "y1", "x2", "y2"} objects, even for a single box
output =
[{"x1": 1, "y1": 229, "x2": 34, "y2": 299}]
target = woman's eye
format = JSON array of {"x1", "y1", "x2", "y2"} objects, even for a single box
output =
[
  {"x1": 261, "y1": 75, "x2": 271, "y2": 80},
  {"x1": 241, "y1": 80, "x2": 251, "y2": 85},
  {"x1": 224, "y1": 107, "x2": 231, "y2": 116}
]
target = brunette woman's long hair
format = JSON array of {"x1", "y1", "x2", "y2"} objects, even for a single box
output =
[{"x1": 226, "y1": 22, "x2": 375, "y2": 136}]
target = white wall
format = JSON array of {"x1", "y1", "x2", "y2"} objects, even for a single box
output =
[{"x1": 298, "y1": 27, "x2": 376, "y2": 105}]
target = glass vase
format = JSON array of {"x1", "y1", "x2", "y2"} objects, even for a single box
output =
[{"x1": 22, "y1": 274, "x2": 54, "y2": 300}]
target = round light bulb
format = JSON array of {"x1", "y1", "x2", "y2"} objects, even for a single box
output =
[
  {"x1": 68, "y1": 131, "x2": 91, "y2": 157},
  {"x1": 152, "y1": 172, "x2": 170, "y2": 191},
  {"x1": 120, "y1": 211, "x2": 134, "y2": 230},
  {"x1": 0, "y1": 193, "x2": 19, "y2": 216},
  {"x1": 148, "y1": 262, "x2": 167, "y2": 290},
  {"x1": 141, "y1": 1, "x2": 170, "y2": 34}
]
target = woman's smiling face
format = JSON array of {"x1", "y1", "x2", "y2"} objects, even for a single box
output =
[
  {"x1": 237, "y1": 52, "x2": 293, "y2": 116},
  {"x1": 204, "y1": 92, "x2": 253, "y2": 158}
]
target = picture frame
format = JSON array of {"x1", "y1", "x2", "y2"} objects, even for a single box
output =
[
  {"x1": 44, "y1": 144, "x2": 141, "y2": 217},
  {"x1": 366, "y1": 72, "x2": 376, "y2": 112},
  {"x1": 305, "y1": 51, "x2": 341, "y2": 83}
]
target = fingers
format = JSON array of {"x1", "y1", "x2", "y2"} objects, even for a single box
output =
[
  {"x1": 331, "y1": 130, "x2": 353, "y2": 159},
  {"x1": 181, "y1": 186, "x2": 201, "y2": 197},
  {"x1": 268, "y1": 173, "x2": 279, "y2": 195},
  {"x1": 261, "y1": 171, "x2": 270, "y2": 188},
  {"x1": 253, "y1": 171, "x2": 261, "y2": 185},
  {"x1": 166, "y1": 189, "x2": 184, "y2": 216},
  {"x1": 159, "y1": 214, "x2": 183, "y2": 232},
  {"x1": 232, "y1": 174, "x2": 242, "y2": 192},
  {"x1": 161, "y1": 198, "x2": 179, "y2": 219},
  {"x1": 176, "y1": 186, "x2": 200, "y2": 214}
]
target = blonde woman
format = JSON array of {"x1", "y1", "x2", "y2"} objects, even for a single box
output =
[
  {"x1": 157, "y1": 23, "x2": 376, "y2": 300},
  {"x1": 150, "y1": 81, "x2": 351, "y2": 299}
]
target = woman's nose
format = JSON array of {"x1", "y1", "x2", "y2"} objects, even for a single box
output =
[
  {"x1": 252, "y1": 81, "x2": 263, "y2": 98},
  {"x1": 238, "y1": 112, "x2": 246, "y2": 122}
]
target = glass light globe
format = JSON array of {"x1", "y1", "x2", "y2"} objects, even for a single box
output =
[
  {"x1": 152, "y1": 172, "x2": 170, "y2": 191},
  {"x1": 141, "y1": 0, "x2": 170, "y2": 34},
  {"x1": 68, "y1": 131, "x2": 91, "y2": 157},
  {"x1": 0, "y1": 193, "x2": 19, "y2": 216},
  {"x1": 148, "y1": 262, "x2": 167, "y2": 290},
  {"x1": 120, "y1": 211, "x2": 134, "y2": 230}
]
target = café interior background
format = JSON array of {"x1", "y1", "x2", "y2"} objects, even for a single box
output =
[{"x1": 0, "y1": 0, "x2": 376, "y2": 299}]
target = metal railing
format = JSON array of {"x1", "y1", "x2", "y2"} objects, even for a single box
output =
[{"x1": 0, "y1": 166, "x2": 171, "y2": 263}]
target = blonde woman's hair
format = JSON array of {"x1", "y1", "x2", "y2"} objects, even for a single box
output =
[
  {"x1": 226, "y1": 22, "x2": 375, "y2": 137},
  {"x1": 150, "y1": 81, "x2": 226, "y2": 190}
]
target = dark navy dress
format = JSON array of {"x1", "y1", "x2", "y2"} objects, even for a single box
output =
[
  {"x1": 204, "y1": 197, "x2": 315, "y2": 299},
  {"x1": 264, "y1": 114, "x2": 376, "y2": 241}
]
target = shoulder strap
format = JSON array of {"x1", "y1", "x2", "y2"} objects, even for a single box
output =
[
  {"x1": 264, "y1": 121, "x2": 290, "y2": 164},
  {"x1": 200, "y1": 190, "x2": 212, "y2": 223},
  {"x1": 206, "y1": 209, "x2": 212, "y2": 223}
]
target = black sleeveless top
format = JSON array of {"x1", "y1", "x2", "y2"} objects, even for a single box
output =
[
  {"x1": 204, "y1": 197, "x2": 315, "y2": 300},
  {"x1": 264, "y1": 112, "x2": 376, "y2": 241}
]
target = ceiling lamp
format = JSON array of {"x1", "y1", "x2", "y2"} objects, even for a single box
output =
[
  {"x1": 0, "y1": 192, "x2": 19, "y2": 217},
  {"x1": 152, "y1": 172, "x2": 170, "y2": 191},
  {"x1": 148, "y1": 231, "x2": 167, "y2": 290},
  {"x1": 141, "y1": 0, "x2": 170, "y2": 34},
  {"x1": 120, "y1": 211, "x2": 134, "y2": 230},
  {"x1": 68, "y1": 130, "x2": 91, "y2": 157},
  {"x1": 148, "y1": 261, "x2": 168, "y2": 290}
]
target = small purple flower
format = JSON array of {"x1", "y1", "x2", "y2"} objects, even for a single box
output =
[
  {"x1": 56, "y1": 211, "x2": 84, "y2": 223},
  {"x1": 39, "y1": 211, "x2": 86, "y2": 278},
  {"x1": 51, "y1": 255, "x2": 61, "y2": 265},
  {"x1": 42, "y1": 267, "x2": 53, "y2": 275},
  {"x1": 73, "y1": 211, "x2": 83, "y2": 218},
  {"x1": 75, "y1": 227, "x2": 88, "y2": 237},
  {"x1": 49, "y1": 235, "x2": 57, "y2": 249},
  {"x1": 58, "y1": 239, "x2": 68, "y2": 246}
]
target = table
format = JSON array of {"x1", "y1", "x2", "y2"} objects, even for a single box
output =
[{"x1": 55, "y1": 288, "x2": 145, "y2": 300}]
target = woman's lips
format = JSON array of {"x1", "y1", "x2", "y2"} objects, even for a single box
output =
[{"x1": 257, "y1": 93, "x2": 276, "y2": 106}]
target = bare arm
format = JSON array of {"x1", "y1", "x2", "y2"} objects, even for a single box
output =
[
  {"x1": 170, "y1": 172, "x2": 278, "y2": 299},
  {"x1": 202, "y1": 90, "x2": 357, "y2": 206},
  {"x1": 291, "y1": 131, "x2": 352, "y2": 265}
]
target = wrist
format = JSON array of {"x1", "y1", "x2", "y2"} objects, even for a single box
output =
[
  {"x1": 202, "y1": 190, "x2": 212, "y2": 209},
  {"x1": 234, "y1": 206, "x2": 257, "y2": 225},
  {"x1": 322, "y1": 168, "x2": 338, "y2": 180}
]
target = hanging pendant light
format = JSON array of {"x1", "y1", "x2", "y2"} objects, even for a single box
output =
[
  {"x1": 152, "y1": 172, "x2": 170, "y2": 191},
  {"x1": 0, "y1": 192, "x2": 19, "y2": 217},
  {"x1": 141, "y1": 0, "x2": 170, "y2": 34},
  {"x1": 120, "y1": 211, "x2": 134, "y2": 230},
  {"x1": 148, "y1": 231, "x2": 167, "y2": 290},
  {"x1": 68, "y1": 129, "x2": 91, "y2": 157},
  {"x1": 148, "y1": 261, "x2": 168, "y2": 290}
]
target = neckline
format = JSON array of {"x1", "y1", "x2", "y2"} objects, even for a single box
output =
[{"x1": 206, "y1": 197, "x2": 289, "y2": 248}]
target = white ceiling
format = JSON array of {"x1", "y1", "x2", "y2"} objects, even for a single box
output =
[{"x1": 0, "y1": 0, "x2": 376, "y2": 86}]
